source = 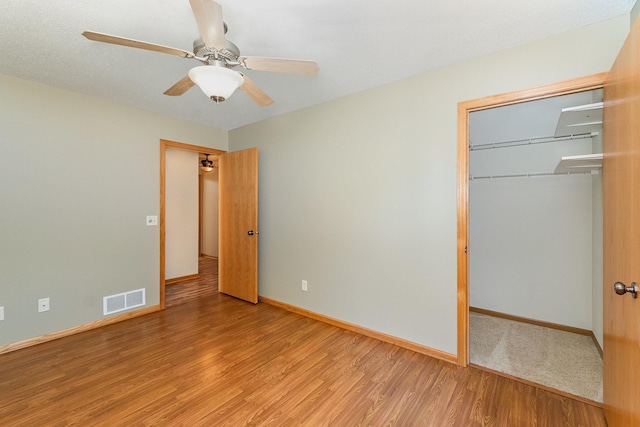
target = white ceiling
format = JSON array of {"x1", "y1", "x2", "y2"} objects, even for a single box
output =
[{"x1": 0, "y1": 0, "x2": 634, "y2": 130}]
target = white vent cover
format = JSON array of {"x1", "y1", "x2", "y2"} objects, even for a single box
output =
[{"x1": 103, "y1": 288, "x2": 146, "y2": 315}]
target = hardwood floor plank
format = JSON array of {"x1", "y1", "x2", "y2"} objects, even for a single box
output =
[
  {"x1": 0, "y1": 259, "x2": 607, "y2": 426},
  {"x1": 165, "y1": 256, "x2": 219, "y2": 307}
]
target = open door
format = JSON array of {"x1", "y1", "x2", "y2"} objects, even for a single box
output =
[
  {"x1": 218, "y1": 147, "x2": 259, "y2": 303},
  {"x1": 602, "y1": 16, "x2": 640, "y2": 426}
]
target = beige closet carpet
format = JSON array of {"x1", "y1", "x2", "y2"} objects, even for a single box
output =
[{"x1": 469, "y1": 312, "x2": 603, "y2": 403}]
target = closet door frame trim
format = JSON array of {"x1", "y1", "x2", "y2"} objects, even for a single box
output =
[{"x1": 456, "y1": 73, "x2": 607, "y2": 366}]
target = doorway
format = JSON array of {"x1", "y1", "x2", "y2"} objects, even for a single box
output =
[
  {"x1": 467, "y1": 89, "x2": 604, "y2": 402},
  {"x1": 457, "y1": 74, "x2": 607, "y2": 395},
  {"x1": 160, "y1": 139, "x2": 226, "y2": 308}
]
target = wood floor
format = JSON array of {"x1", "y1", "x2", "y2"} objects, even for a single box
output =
[
  {"x1": 166, "y1": 256, "x2": 219, "y2": 307},
  {"x1": 0, "y1": 266, "x2": 607, "y2": 426}
]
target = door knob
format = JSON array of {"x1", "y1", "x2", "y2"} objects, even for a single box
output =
[
  {"x1": 614, "y1": 282, "x2": 638, "y2": 299},
  {"x1": 247, "y1": 230, "x2": 259, "y2": 236}
]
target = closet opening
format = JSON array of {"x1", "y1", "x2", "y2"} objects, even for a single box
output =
[{"x1": 457, "y1": 74, "x2": 607, "y2": 405}]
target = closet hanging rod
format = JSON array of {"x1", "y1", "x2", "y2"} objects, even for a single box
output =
[
  {"x1": 469, "y1": 133, "x2": 594, "y2": 151},
  {"x1": 469, "y1": 171, "x2": 594, "y2": 180}
]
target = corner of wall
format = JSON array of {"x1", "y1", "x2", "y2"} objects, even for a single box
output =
[{"x1": 632, "y1": 2, "x2": 640, "y2": 28}]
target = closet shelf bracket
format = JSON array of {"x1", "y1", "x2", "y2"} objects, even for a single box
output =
[{"x1": 554, "y1": 153, "x2": 603, "y2": 174}]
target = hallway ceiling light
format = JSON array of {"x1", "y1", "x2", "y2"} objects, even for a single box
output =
[{"x1": 200, "y1": 153, "x2": 214, "y2": 172}]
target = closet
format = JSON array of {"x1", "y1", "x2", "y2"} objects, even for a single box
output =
[{"x1": 468, "y1": 89, "x2": 604, "y2": 402}]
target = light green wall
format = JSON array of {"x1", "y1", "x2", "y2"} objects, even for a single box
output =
[
  {"x1": 632, "y1": 1, "x2": 639, "y2": 26},
  {"x1": 229, "y1": 15, "x2": 630, "y2": 355},
  {"x1": 0, "y1": 74, "x2": 227, "y2": 347}
]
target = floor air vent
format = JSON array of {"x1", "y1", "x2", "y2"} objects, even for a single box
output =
[{"x1": 103, "y1": 288, "x2": 146, "y2": 315}]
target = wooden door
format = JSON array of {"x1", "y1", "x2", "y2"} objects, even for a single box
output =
[
  {"x1": 602, "y1": 17, "x2": 640, "y2": 426},
  {"x1": 218, "y1": 147, "x2": 259, "y2": 303}
]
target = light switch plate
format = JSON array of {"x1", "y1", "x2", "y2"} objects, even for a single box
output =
[{"x1": 146, "y1": 216, "x2": 158, "y2": 226}]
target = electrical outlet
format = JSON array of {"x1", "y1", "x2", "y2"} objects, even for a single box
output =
[
  {"x1": 0, "y1": 306, "x2": 4, "y2": 321},
  {"x1": 302, "y1": 280, "x2": 308, "y2": 292},
  {"x1": 38, "y1": 298, "x2": 50, "y2": 312},
  {"x1": 146, "y1": 216, "x2": 158, "y2": 226}
]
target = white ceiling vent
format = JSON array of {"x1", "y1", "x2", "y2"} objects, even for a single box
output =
[{"x1": 103, "y1": 288, "x2": 146, "y2": 315}]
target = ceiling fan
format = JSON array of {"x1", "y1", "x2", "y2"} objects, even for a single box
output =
[{"x1": 82, "y1": 0, "x2": 319, "y2": 106}]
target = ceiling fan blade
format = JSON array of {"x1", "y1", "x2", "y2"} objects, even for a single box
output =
[
  {"x1": 82, "y1": 31, "x2": 193, "y2": 58},
  {"x1": 189, "y1": 0, "x2": 226, "y2": 51},
  {"x1": 239, "y1": 75, "x2": 274, "y2": 107},
  {"x1": 164, "y1": 75, "x2": 196, "y2": 96},
  {"x1": 242, "y1": 57, "x2": 319, "y2": 76}
]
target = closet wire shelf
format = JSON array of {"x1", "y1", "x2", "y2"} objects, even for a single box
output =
[
  {"x1": 469, "y1": 133, "x2": 601, "y2": 180},
  {"x1": 469, "y1": 133, "x2": 593, "y2": 151},
  {"x1": 469, "y1": 171, "x2": 594, "y2": 181}
]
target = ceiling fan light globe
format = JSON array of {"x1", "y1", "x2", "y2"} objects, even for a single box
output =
[{"x1": 188, "y1": 66, "x2": 243, "y2": 103}]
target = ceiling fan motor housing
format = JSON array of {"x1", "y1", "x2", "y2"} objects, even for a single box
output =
[{"x1": 193, "y1": 38, "x2": 240, "y2": 65}]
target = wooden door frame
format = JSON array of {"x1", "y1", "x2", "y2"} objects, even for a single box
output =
[
  {"x1": 159, "y1": 139, "x2": 226, "y2": 308},
  {"x1": 456, "y1": 73, "x2": 607, "y2": 366},
  {"x1": 199, "y1": 173, "x2": 203, "y2": 256}
]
